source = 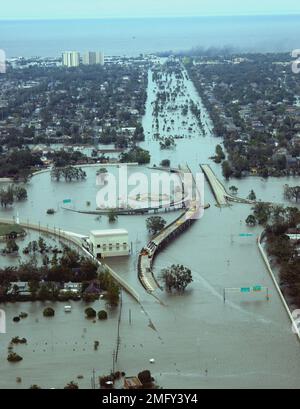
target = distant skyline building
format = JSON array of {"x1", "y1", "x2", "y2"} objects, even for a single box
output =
[
  {"x1": 96, "y1": 52, "x2": 105, "y2": 66},
  {"x1": 62, "y1": 51, "x2": 80, "y2": 67},
  {"x1": 83, "y1": 51, "x2": 97, "y2": 65},
  {"x1": 63, "y1": 51, "x2": 104, "y2": 67},
  {"x1": 83, "y1": 51, "x2": 105, "y2": 66}
]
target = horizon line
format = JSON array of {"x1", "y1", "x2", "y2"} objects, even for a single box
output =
[{"x1": 1, "y1": 12, "x2": 300, "y2": 21}]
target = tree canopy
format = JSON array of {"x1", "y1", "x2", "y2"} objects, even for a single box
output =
[
  {"x1": 160, "y1": 264, "x2": 193, "y2": 293},
  {"x1": 146, "y1": 216, "x2": 167, "y2": 235}
]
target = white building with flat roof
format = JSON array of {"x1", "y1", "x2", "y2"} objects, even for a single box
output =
[{"x1": 89, "y1": 229, "x2": 130, "y2": 259}]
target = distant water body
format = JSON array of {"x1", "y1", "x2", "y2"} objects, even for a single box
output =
[{"x1": 1, "y1": 15, "x2": 300, "y2": 58}]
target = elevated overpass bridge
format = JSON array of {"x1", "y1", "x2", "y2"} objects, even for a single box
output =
[
  {"x1": 138, "y1": 165, "x2": 202, "y2": 293},
  {"x1": 200, "y1": 164, "x2": 254, "y2": 206}
]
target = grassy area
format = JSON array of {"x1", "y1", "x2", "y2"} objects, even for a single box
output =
[{"x1": 0, "y1": 223, "x2": 25, "y2": 237}]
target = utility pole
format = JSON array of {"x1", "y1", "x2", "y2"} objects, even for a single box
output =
[
  {"x1": 91, "y1": 369, "x2": 96, "y2": 389},
  {"x1": 112, "y1": 350, "x2": 115, "y2": 374}
]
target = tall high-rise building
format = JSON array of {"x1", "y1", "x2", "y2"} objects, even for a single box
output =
[
  {"x1": 62, "y1": 51, "x2": 80, "y2": 68},
  {"x1": 83, "y1": 51, "x2": 97, "y2": 65},
  {"x1": 96, "y1": 52, "x2": 105, "y2": 66},
  {"x1": 83, "y1": 51, "x2": 105, "y2": 66}
]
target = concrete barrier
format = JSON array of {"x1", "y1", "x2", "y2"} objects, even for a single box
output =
[{"x1": 258, "y1": 231, "x2": 300, "y2": 341}]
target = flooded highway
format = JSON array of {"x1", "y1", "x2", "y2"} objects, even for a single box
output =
[{"x1": 1, "y1": 62, "x2": 300, "y2": 389}]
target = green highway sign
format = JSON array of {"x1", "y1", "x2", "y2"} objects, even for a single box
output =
[
  {"x1": 224, "y1": 286, "x2": 269, "y2": 303},
  {"x1": 239, "y1": 233, "x2": 254, "y2": 237},
  {"x1": 240, "y1": 286, "x2": 262, "y2": 293},
  {"x1": 63, "y1": 199, "x2": 72, "y2": 204}
]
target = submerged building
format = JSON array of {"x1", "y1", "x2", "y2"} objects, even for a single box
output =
[{"x1": 89, "y1": 229, "x2": 130, "y2": 259}]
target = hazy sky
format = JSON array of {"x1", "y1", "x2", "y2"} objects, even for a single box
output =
[{"x1": 1, "y1": 0, "x2": 300, "y2": 20}]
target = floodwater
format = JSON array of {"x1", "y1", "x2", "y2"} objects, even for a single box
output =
[
  {"x1": 0, "y1": 230, "x2": 66, "y2": 269},
  {"x1": 1, "y1": 63, "x2": 300, "y2": 389}
]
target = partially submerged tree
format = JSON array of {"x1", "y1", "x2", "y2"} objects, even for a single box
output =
[
  {"x1": 160, "y1": 264, "x2": 193, "y2": 293},
  {"x1": 146, "y1": 216, "x2": 166, "y2": 235},
  {"x1": 229, "y1": 186, "x2": 238, "y2": 195},
  {"x1": 43, "y1": 307, "x2": 55, "y2": 317},
  {"x1": 98, "y1": 310, "x2": 108, "y2": 320},
  {"x1": 98, "y1": 269, "x2": 120, "y2": 307},
  {"x1": 6, "y1": 239, "x2": 19, "y2": 254},
  {"x1": 105, "y1": 282, "x2": 120, "y2": 307},
  {"x1": 85, "y1": 307, "x2": 96, "y2": 319},
  {"x1": 64, "y1": 381, "x2": 79, "y2": 389},
  {"x1": 51, "y1": 166, "x2": 86, "y2": 182},
  {"x1": 248, "y1": 190, "x2": 257, "y2": 201},
  {"x1": 160, "y1": 159, "x2": 171, "y2": 167},
  {"x1": 245, "y1": 214, "x2": 256, "y2": 226},
  {"x1": 222, "y1": 160, "x2": 233, "y2": 180},
  {"x1": 29, "y1": 385, "x2": 41, "y2": 389},
  {"x1": 284, "y1": 185, "x2": 300, "y2": 203},
  {"x1": 213, "y1": 144, "x2": 225, "y2": 163},
  {"x1": 0, "y1": 186, "x2": 14, "y2": 208},
  {"x1": 14, "y1": 186, "x2": 28, "y2": 201},
  {"x1": 252, "y1": 202, "x2": 271, "y2": 226},
  {"x1": 107, "y1": 209, "x2": 118, "y2": 223}
]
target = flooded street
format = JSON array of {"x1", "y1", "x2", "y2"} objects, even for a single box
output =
[{"x1": 1, "y1": 62, "x2": 300, "y2": 389}]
